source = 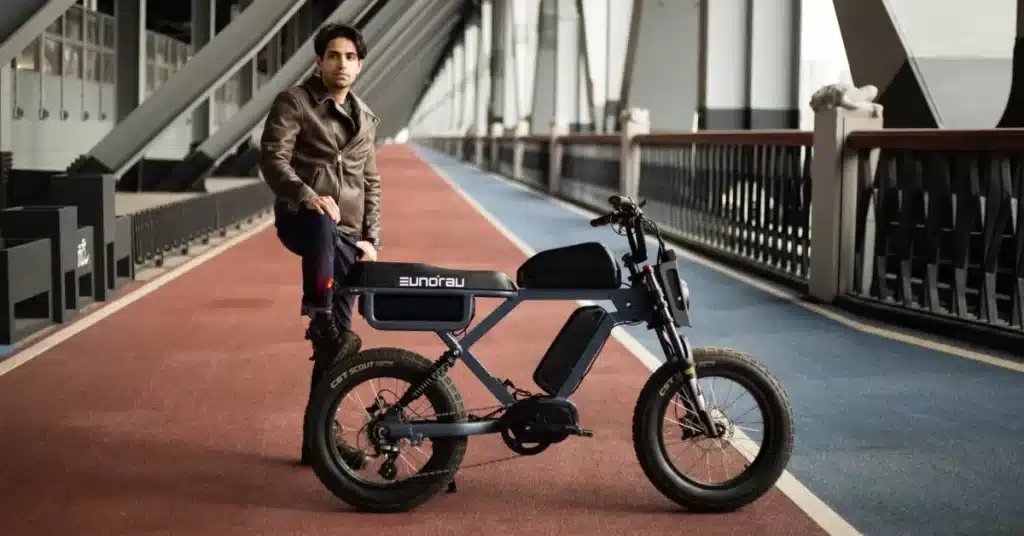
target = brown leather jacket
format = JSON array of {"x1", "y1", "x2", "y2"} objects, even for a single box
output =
[{"x1": 260, "y1": 74, "x2": 382, "y2": 245}]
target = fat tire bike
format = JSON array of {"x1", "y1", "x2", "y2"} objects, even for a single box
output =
[{"x1": 304, "y1": 195, "x2": 795, "y2": 513}]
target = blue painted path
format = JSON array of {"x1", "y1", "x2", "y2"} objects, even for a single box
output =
[{"x1": 412, "y1": 145, "x2": 1024, "y2": 536}]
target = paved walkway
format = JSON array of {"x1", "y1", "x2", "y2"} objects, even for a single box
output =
[
  {"x1": 0, "y1": 145, "x2": 820, "y2": 536},
  {"x1": 0, "y1": 144, "x2": 1019, "y2": 536}
]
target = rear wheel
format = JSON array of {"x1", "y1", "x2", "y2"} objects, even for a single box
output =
[
  {"x1": 632, "y1": 346, "x2": 794, "y2": 512},
  {"x1": 305, "y1": 347, "x2": 468, "y2": 513}
]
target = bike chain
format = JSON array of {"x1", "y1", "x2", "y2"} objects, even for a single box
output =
[{"x1": 397, "y1": 403, "x2": 528, "y2": 481}]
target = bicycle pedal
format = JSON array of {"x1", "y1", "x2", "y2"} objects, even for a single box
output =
[{"x1": 569, "y1": 427, "x2": 594, "y2": 438}]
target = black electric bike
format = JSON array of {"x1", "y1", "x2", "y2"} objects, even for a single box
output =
[{"x1": 304, "y1": 195, "x2": 795, "y2": 513}]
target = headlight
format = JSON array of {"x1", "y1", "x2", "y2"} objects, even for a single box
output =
[{"x1": 680, "y1": 279, "x2": 691, "y2": 310}]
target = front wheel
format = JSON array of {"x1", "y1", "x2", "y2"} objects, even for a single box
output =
[{"x1": 632, "y1": 346, "x2": 794, "y2": 512}]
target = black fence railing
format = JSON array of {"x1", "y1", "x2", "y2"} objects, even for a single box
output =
[
  {"x1": 637, "y1": 138, "x2": 814, "y2": 288},
  {"x1": 521, "y1": 139, "x2": 551, "y2": 189},
  {"x1": 0, "y1": 151, "x2": 11, "y2": 211},
  {"x1": 419, "y1": 129, "x2": 1024, "y2": 352},
  {"x1": 559, "y1": 142, "x2": 618, "y2": 213},
  {"x1": 130, "y1": 181, "x2": 274, "y2": 268},
  {"x1": 846, "y1": 141, "x2": 1024, "y2": 336}
]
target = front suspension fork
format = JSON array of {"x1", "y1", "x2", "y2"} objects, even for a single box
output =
[
  {"x1": 645, "y1": 269, "x2": 721, "y2": 439},
  {"x1": 671, "y1": 333, "x2": 720, "y2": 439}
]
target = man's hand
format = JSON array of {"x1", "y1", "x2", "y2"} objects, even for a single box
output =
[
  {"x1": 303, "y1": 195, "x2": 340, "y2": 223},
  {"x1": 356, "y1": 241, "x2": 378, "y2": 262}
]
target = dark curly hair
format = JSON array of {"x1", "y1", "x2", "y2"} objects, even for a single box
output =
[{"x1": 313, "y1": 23, "x2": 367, "y2": 59}]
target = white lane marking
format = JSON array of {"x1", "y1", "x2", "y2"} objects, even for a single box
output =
[
  {"x1": 0, "y1": 217, "x2": 275, "y2": 378},
  {"x1": 415, "y1": 147, "x2": 864, "y2": 536}
]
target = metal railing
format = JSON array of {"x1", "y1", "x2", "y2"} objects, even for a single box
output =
[
  {"x1": 843, "y1": 131, "x2": 1024, "y2": 338},
  {"x1": 130, "y1": 181, "x2": 274, "y2": 269},
  {"x1": 418, "y1": 126, "x2": 1024, "y2": 352}
]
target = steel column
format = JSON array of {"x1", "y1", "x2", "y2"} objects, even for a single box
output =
[
  {"x1": 372, "y1": 21, "x2": 465, "y2": 138},
  {"x1": 157, "y1": 0, "x2": 394, "y2": 191},
  {"x1": 358, "y1": 2, "x2": 466, "y2": 98},
  {"x1": 68, "y1": 0, "x2": 308, "y2": 177},
  {"x1": 191, "y1": 0, "x2": 216, "y2": 144},
  {"x1": 0, "y1": 0, "x2": 77, "y2": 67}
]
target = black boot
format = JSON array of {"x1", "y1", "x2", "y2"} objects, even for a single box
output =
[
  {"x1": 300, "y1": 312, "x2": 368, "y2": 469},
  {"x1": 305, "y1": 311, "x2": 340, "y2": 363}
]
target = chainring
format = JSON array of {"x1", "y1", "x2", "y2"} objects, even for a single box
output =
[{"x1": 498, "y1": 397, "x2": 579, "y2": 455}]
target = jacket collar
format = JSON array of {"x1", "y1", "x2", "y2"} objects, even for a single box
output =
[{"x1": 302, "y1": 73, "x2": 379, "y2": 124}]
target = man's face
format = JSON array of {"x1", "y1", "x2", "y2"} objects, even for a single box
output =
[{"x1": 317, "y1": 37, "x2": 362, "y2": 90}]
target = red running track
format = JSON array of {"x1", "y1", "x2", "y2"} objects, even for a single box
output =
[{"x1": 0, "y1": 145, "x2": 825, "y2": 535}]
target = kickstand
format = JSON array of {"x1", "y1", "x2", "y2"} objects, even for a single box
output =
[{"x1": 446, "y1": 480, "x2": 457, "y2": 493}]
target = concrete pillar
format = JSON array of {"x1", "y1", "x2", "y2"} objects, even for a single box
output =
[
  {"x1": 747, "y1": 0, "x2": 800, "y2": 129},
  {"x1": 557, "y1": 0, "x2": 580, "y2": 130},
  {"x1": 547, "y1": 121, "x2": 568, "y2": 194},
  {"x1": 575, "y1": 0, "x2": 598, "y2": 132},
  {"x1": 489, "y1": 0, "x2": 507, "y2": 126},
  {"x1": 511, "y1": 120, "x2": 528, "y2": 178},
  {"x1": 489, "y1": 121, "x2": 502, "y2": 169},
  {"x1": 473, "y1": 0, "x2": 492, "y2": 166},
  {"x1": 531, "y1": 0, "x2": 579, "y2": 135},
  {"x1": 619, "y1": 107, "x2": 649, "y2": 200},
  {"x1": 698, "y1": 0, "x2": 799, "y2": 130},
  {"x1": 620, "y1": 0, "x2": 701, "y2": 132},
  {"x1": 452, "y1": 40, "x2": 464, "y2": 133},
  {"x1": 461, "y1": 29, "x2": 476, "y2": 132},
  {"x1": 807, "y1": 83, "x2": 884, "y2": 302},
  {"x1": 591, "y1": 0, "x2": 631, "y2": 132}
]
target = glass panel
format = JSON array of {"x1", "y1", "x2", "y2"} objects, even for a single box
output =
[
  {"x1": 65, "y1": 6, "x2": 83, "y2": 41},
  {"x1": 47, "y1": 15, "x2": 63, "y2": 35},
  {"x1": 102, "y1": 16, "x2": 115, "y2": 48},
  {"x1": 16, "y1": 38, "x2": 40, "y2": 71},
  {"x1": 43, "y1": 38, "x2": 62, "y2": 75},
  {"x1": 156, "y1": 37, "x2": 168, "y2": 65},
  {"x1": 146, "y1": 64, "x2": 156, "y2": 92},
  {"x1": 85, "y1": 11, "x2": 99, "y2": 45},
  {"x1": 167, "y1": 41, "x2": 177, "y2": 68},
  {"x1": 85, "y1": 48, "x2": 100, "y2": 81},
  {"x1": 63, "y1": 44, "x2": 82, "y2": 78},
  {"x1": 146, "y1": 32, "x2": 155, "y2": 60},
  {"x1": 101, "y1": 51, "x2": 115, "y2": 83}
]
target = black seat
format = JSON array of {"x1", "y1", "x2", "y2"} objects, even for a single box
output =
[{"x1": 344, "y1": 262, "x2": 517, "y2": 293}]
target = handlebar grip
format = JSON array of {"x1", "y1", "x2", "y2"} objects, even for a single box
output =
[{"x1": 590, "y1": 213, "x2": 613, "y2": 227}]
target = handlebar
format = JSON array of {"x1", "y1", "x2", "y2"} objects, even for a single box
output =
[
  {"x1": 588, "y1": 195, "x2": 636, "y2": 227},
  {"x1": 589, "y1": 195, "x2": 650, "y2": 263}
]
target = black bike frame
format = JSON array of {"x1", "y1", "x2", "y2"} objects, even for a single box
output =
[{"x1": 344, "y1": 252, "x2": 707, "y2": 443}]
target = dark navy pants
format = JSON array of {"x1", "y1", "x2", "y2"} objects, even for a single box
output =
[{"x1": 275, "y1": 206, "x2": 360, "y2": 330}]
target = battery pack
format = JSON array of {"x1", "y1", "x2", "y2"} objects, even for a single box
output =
[{"x1": 533, "y1": 305, "x2": 612, "y2": 396}]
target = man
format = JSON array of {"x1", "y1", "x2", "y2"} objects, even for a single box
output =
[{"x1": 260, "y1": 23, "x2": 381, "y2": 466}]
